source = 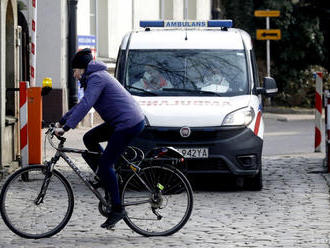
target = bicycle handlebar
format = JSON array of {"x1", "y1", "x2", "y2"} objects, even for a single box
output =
[
  {"x1": 45, "y1": 123, "x2": 66, "y2": 150},
  {"x1": 45, "y1": 123, "x2": 101, "y2": 155}
]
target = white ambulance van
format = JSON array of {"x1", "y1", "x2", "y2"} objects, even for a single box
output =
[{"x1": 115, "y1": 20, "x2": 277, "y2": 190}]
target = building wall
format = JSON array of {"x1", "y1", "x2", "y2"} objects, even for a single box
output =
[
  {"x1": 36, "y1": 0, "x2": 67, "y2": 90},
  {"x1": 0, "y1": 1, "x2": 5, "y2": 169},
  {"x1": 132, "y1": 0, "x2": 160, "y2": 30},
  {"x1": 173, "y1": 0, "x2": 184, "y2": 19},
  {"x1": 34, "y1": 0, "x2": 68, "y2": 122},
  {"x1": 85, "y1": 0, "x2": 211, "y2": 61},
  {"x1": 107, "y1": 0, "x2": 133, "y2": 59},
  {"x1": 77, "y1": 0, "x2": 91, "y2": 35},
  {"x1": 97, "y1": 0, "x2": 109, "y2": 58},
  {"x1": 0, "y1": 0, "x2": 19, "y2": 169},
  {"x1": 196, "y1": 0, "x2": 212, "y2": 20}
]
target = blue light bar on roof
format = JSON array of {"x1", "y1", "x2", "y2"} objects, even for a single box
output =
[
  {"x1": 140, "y1": 21, "x2": 165, "y2": 28},
  {"x1": 140, "y1": 20, "x2": 233, "y2": 28},
  {"x1": 207, "y1": 20, "x2": 233, "y2": 28}
]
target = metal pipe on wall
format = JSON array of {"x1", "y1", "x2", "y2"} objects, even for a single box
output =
[{"x1": 68, "y1": 0, "x2": 78, "y2": 109}]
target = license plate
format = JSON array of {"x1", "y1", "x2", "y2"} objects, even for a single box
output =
[{"x1": 176, "y1": 148, "x2": 209, "y2": 158}]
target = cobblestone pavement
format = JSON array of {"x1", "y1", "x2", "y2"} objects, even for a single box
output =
[{"x1": 0, "y1": 128, "x2": 330, "y2": 247}]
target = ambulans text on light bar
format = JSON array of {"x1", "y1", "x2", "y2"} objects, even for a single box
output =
[{"x1": 140, "y1": 20, "x2": 233, "y2": 28}]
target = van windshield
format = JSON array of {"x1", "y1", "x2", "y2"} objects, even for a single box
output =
[{"x1": 124, "y1": 49, "x2": 249, "y2": 97}]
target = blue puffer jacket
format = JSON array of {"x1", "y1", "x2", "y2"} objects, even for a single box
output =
[{"x1": 60, "y1": 61, "x2": 144, "y2": 131}]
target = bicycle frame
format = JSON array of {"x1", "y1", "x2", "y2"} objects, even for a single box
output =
[
  {"x1": 46, "y1": 132, "x2": 152, "y2": 208},
  {"x1": 51, "y1": 148, "x2": 110, "y2": 208}
]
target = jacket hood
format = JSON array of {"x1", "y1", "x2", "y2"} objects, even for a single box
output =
[{"x1": 85, "y1": 60, "x2": 107, "y2": 75}]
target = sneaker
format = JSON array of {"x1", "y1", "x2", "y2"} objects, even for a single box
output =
[{"x1": 100, "y1": 210, "x2": 126, "y2": 229}]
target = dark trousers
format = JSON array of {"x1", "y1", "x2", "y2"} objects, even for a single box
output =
[{"x1": 82, "y1": 120, "x2": 145, "y2": 209}]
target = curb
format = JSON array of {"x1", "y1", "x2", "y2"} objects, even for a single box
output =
[
  {"x1": 263, "y1": 113, "x2": 315, "y2": 121},
  {"x1": 0, "y1": 161, "x2": 19, "y2": 181},
  {"x1": 263, "y1": 106, "x2": 314, "y2": 115},
  {"x1": 263, "y1": 106, "x2": 318, "y2": 121}
]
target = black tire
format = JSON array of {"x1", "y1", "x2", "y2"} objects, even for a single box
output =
[
  {"x1": 0, "y1": 165, "x2": 74, "y2": 239},
  {"x1": 122, "y1": 165, "x2": 193, "y2": 236},
  {"x1": 245, "y1": 166, "x2": 263, "y2": 191}
]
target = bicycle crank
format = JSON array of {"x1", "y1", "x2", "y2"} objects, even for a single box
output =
[{"x1": 98, "y1": 201, "x2": 112, "y2": 217}]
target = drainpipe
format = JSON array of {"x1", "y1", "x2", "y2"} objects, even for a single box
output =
[{"x1": 68, "y1": 0, "x2": 78, "y2": 109}]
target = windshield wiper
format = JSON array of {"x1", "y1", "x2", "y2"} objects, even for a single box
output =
[
  {"x1": 126, "y1": 85, "x2": 158, "y2": 96},
  {"x1": 162, "y1": 88, "x2": 223, "y2": 96}
]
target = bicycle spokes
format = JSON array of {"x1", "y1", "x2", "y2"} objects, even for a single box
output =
[
  {"x1": 0, "y1": 166, "x2": 74, "y2": 239},
  {"x1": 122, "y1": 165, "x2": 193, "y2": 236}
]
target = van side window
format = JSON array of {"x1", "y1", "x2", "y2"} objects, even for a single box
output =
[
  {"x1": 115, "y1": 49, "x2": 126, "y2": 83},
  {"x1": 250, "y1": 49, "x2": 260, "y2": 93}
]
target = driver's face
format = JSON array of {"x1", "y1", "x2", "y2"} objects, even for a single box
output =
[
  {"x1": 149, "y1": 69, "x2": 159, "y2": 77},
  {"x1": 145, "y1": 69, "x2": 160, "y2": 82},
  {"x1": 73, "y1": 68, "x2": 84, "y2": 80}
]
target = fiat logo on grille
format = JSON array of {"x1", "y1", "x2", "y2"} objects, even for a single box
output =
[{"x1": 180, "y1": 126, "x2": 191, "y2": 138}]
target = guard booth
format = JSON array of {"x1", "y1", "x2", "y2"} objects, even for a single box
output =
[
  {"x1": 0, "y1": 0, "x2": 20, "y2": 178},
  {"x1": 0, "y1": 0, "x2": 33, "y2": 178}
]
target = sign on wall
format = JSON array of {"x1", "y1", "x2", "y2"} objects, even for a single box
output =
[
  {"x1": 77, "y1": 35, "x2": 97, "y2": 59},
  {"x1": 77, "y1": 35, "x2": 97, "y2": 101}
]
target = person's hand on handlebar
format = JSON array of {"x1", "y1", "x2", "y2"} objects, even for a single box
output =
[
  {"x1": 55, "y1": 122, "x2": 63, "y2": 128},
  {"x1": 54, "y1": 128, "x2": 65, "y2": 136}
]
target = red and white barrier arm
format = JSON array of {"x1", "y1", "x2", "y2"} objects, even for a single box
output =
[
  {"x1": 30, "y1": 0, "x2": 37, "y2": 86},
  {"x1": 19, "y1": 82, "x2": 29, "y2": 166}
]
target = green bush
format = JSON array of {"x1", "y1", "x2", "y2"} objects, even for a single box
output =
[
  {"x1": 220, "y1": 0, "x2": 329, "y2": 108},
  {"x1": 273, "y1": 66, "x2": 330, "y2": 107}
]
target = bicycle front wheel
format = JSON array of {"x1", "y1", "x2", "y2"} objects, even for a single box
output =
[
  {"x1": 0, "y1": 165, "x2": 74, "y2": 239},
  {"x1": 122, "y1": 165, "x2": 193, "y2": 236}
]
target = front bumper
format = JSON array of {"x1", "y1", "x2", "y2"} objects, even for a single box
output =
[{"x1": 131, "y1": 126, "x2": 263, "y2": 175}]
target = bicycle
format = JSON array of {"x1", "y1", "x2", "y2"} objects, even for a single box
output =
[{"x1": 0, "y1": 124, "x2": 193, "y2": 239}]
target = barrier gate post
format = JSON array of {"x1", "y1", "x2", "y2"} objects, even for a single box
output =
[
  {"x1": 27, "y1": 87, "x2": 42, "y2": 164},
  {"x1": 314, "y1": 72, "x2": 323, "y2": 152},
  {"x1": 326, "y1": 90, "x2": 330, "y2": 173}
]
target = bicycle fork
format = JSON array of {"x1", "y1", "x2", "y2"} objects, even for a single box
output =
[{"x1": 34, "y1": 152, "x2": 60, "y2": 205}]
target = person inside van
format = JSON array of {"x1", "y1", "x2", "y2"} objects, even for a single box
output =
[
  {"x1": 201, "y1": 70, "x2": 230, "y2": 93},
  {"x1": 132, "y1": 65, "x2": 172, "y2": 90}
]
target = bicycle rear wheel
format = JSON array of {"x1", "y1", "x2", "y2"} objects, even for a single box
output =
[
  {"x1": 0, "y1": 165, "x2": 74, "y2": 239},
  {"x1": 122, "y1": 165, "x2": 193, "y2": 236}
]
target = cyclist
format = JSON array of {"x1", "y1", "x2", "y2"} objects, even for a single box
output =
[{"x1": 55, "y1": 48, "x2": 145, "y2": 229}]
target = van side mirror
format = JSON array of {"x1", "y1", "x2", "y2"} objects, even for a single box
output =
[{"x1": 256, "y1": 77, "x2": 278, "y2": 97}]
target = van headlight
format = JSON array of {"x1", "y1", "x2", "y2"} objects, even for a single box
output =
[{"x1": 222, "y1": 107, "x2": 255, "y2": 126}]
